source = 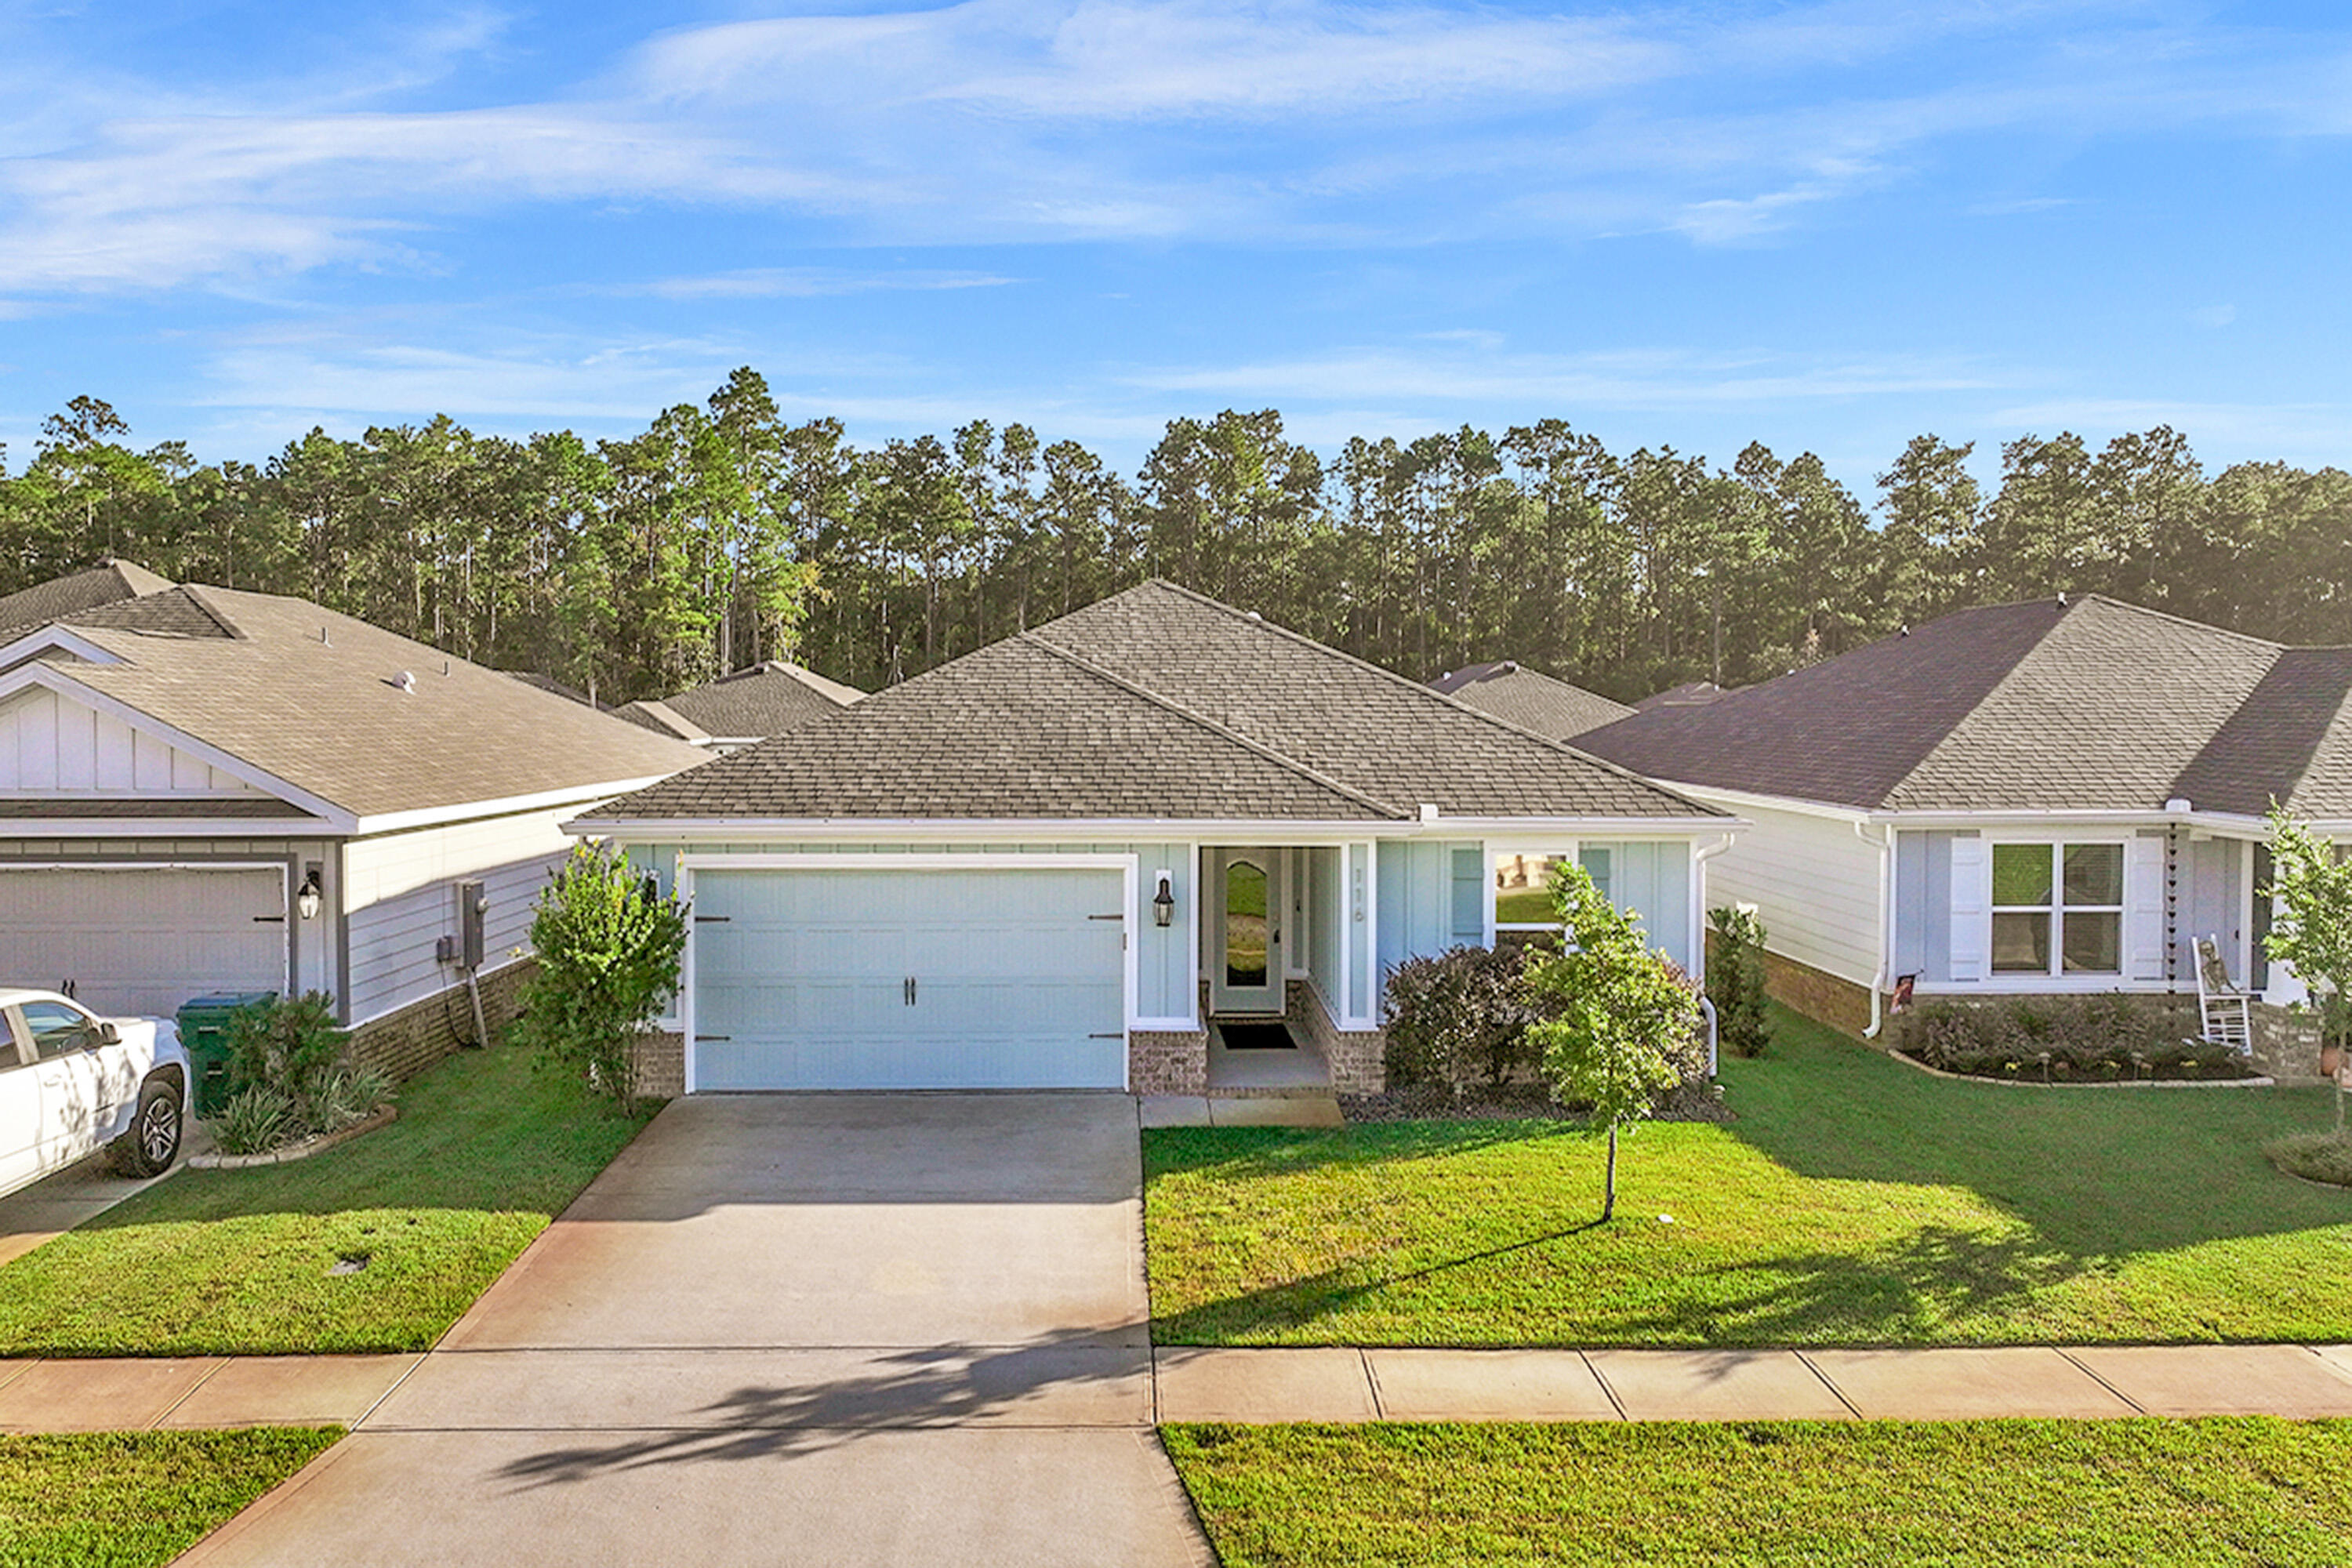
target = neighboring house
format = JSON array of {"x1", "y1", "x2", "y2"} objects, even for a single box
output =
[
  {"x1": 0, "y1": 568, "x2": 708, "y2": 1076},
  {"x1": 0, "y1": 559, "x2": 172, "y2": 635},
  {"x1": 1429, "y1": 661, "x2": 1633, "y2": 740},
  {"x1": 1577, "y1": 594, "x2": 2352, "y2": 1062},
  {"x1": 572, "y1": 581, "x2": 1736, "y2": 1098},
  {"x1": 616, "y1": 660, "x2": 865, "y2": 752}
]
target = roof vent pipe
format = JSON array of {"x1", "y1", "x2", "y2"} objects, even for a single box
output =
[
  {"x1": 2165, "y1": 797, "x2": 2191, "y2": 814},
  {"x1": 395, "y1": 670, "x2": 416, "y2": 694}
]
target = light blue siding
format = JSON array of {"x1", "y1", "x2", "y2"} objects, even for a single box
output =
[
  {"x1": 1305, "y1": 846, "x2": 1341, "y2": 1007},
  {"x1": 1376, "y1": 840, "x2": 1482, "y2": 978},
  {"x1": 1893, "y1": 829, "x2": 1954, "y2": 983},
  {"x1": 691, "y1": 865, "x2": 1126, "y2": 1090}
]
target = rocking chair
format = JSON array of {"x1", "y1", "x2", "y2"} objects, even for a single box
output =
[{"x1": 2194, "y1": 935, "x2": 2253, "y2": 1055}]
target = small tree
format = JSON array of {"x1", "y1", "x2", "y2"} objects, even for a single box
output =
[
  {"x1": 1707, "y1": 905, "x2": 1773, "y2": 1058},
  {"x1": 2264, "y1": 806, "x2": 2352, "y2": 1131},
  {"x1": 1524, "y1": 862, "x2": 1698, "y2": 1221},
  {"x1": 515, "y1": 844, "x2": 689, "y2": 1116}
]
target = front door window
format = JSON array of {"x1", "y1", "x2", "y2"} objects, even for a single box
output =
[
  {"x1": 1211, "y1": 848, "x2": 1284, "y2": 1014},
  {"x1": 1225, "y1": 858, "x2": 1269, "y2": 988}
]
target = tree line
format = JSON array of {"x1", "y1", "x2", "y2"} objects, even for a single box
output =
[{"x1": 4, "y1": 368, "x2": 2347, "y2": 706}]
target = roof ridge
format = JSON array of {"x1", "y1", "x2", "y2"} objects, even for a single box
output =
[
  {"x1": 2069, "y1": 592, "x2": 2288, "y2": 655},
  {"x1": 173, "y1": 583, "x2": 246, "y2": 641},
  {"x1": 1014, "y1": 631, "x2": 1406, "y2": 819},
  {"x1": 1131, "y1": 583, "x2": 1701, "y2": 811}
]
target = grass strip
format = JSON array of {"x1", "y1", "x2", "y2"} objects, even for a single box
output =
[{"x1": 0, "y1": 1427, "x2": 339, "y2": 1568}]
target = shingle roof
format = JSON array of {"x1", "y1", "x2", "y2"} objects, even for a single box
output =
[
  {"x1": 0, "y1": 560, "x2": 174, "y2": 636},
  {"x1": 617, "y1": 660, "x2": 862, "y2": 742},
  {"x1": 4, "y1": 580, "x2": 706, "y2": 819},
  {"x1": 1577, "y1": 594, "x2": 2352, "y2": 817},
  {"x1": 589, "y1": 581, "x2": 1719, "y2": 826},
  {"x1": 1429, "y1": 661, "x2": 1633, "y2": 739},
  {"x1": 1634, "y1": 680, "x2": 1729, "y2": 711}
]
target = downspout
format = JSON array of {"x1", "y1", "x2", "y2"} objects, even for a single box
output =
[{"x1": 1856, "y1": 819, "x2": 1896, "y2": 1038}]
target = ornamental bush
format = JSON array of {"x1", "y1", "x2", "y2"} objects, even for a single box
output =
[
  {"x1": 210, "y1": 993, "x2": 394, "y2": 1155},
  {"x1": 1381, "y1": 946, "x2": 1541, "y2": 1091},
  {"x1": 1706, "y1": 905, "x2": 1773, "y2": 1058},
  {"x1": 514, "y1": 844, "x2": 688, "y2": 1116},
  {"x1": 1896, "y1": 993, "x2": 2243, "y2": 1081}
]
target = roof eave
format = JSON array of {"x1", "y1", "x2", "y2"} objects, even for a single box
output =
[{"x1": 563, "y1": 812, "x2": 1737, "y2": 842}]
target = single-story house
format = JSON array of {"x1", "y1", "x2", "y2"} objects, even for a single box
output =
[
  {"x1": 571, "y1": 580, "x2": 1737, "y2": 1097},
  {"x1": 1575, "y1": 594, "x2": 2352, "y2": 1065},
  {"x1": 0, "y1": 567, "x2": 707, "y2": 1075},
  {"x1": 617, "y1": 660, "x2": 864, "y2": 753},
  {"x1": 1429, "y1": 661, "x2": 1633, "y2": 740}
]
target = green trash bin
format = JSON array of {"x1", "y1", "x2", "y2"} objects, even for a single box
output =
[{"x1": 175, "y1": 992, "x2": 278, "y2": 1119}]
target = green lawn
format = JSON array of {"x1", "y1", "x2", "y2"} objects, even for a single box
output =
[
  {"x1": 1163, "y1": 1418, "x2": 2352, "y2": 1567},
  {"x1": 0, "y1": 1428, "x2": 339, "y2": 1567},
  {"x1": 1145, "y1": 1007, "x2": 2352, "y2": 1346},
  {"x1": 0, "y1": 1045, "x2": 653, "y2": 1356}
]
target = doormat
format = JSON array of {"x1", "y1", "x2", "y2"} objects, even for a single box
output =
[{"x1": 1218, "y1": 1022, "x2": 1296, "y2": 1051}]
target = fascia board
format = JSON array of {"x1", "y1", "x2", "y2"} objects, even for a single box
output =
[
  {"x1": 352, "y1": 777, "x2": 689, "y2": 837},
  {"x1": 564, "y1": 814, "x2": 1737, "y2": 844}
]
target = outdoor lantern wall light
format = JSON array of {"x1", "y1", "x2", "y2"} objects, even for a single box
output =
[
  {"x1": 1152, "y1": 873, "x2": 1175, "y2": 927},
  {"x1": 296, "y1": 865, "x2": 325, "y2": 921}
]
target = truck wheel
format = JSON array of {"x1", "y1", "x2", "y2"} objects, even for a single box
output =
[{"x1": 111, "y1": 1079, "x2": 183, "y2": 1177}]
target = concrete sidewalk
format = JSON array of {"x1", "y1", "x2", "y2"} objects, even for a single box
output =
[{"x1": 9, "y1": 1343, "x2": 2352, "y2": 1433}]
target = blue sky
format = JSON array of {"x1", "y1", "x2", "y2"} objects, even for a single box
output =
[{"x1": 3, "y1": 0, "x2": 2349, "y2": 492}]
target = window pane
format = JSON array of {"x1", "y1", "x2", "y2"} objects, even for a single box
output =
[
  {"x1": 1991, "y1": 911, "x2": 2051, "y2": 973},
  {"x1": 19, "y1": 1004, "x2": 89, "y2": 1060},
  {"x1": 2063, "y1": 843, "x2": 2123, "y2": 907},
  {"x1": 1578, "y1": 847, "x2": 1613, "y2": 903},
  {"x1": 2062, "y1": 911, "x2": 2122, "y2": 973},
  {"x1": 1991, "y1": 844, "x2": 2052, "y2": 907},
  {"x1": 1493, "y1": 853, "x2": 1560, "y2": 924},
  {"x1": 1225, "y1": 859, "x2": 1269, "y2": 987}
]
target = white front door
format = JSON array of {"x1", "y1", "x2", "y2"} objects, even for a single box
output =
[{"x1": 1211, "y1": 848, "x2": 1285, "y2": 1015}]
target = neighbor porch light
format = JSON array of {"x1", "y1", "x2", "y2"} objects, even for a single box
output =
[
  {"x1": 296, "y1": 866, "x2": 324, "y2": 921},
  {"x1": 1152, "y1": 873, "x2": 1175, "y2": 927}
]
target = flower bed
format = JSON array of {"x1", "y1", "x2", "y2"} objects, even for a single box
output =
[{"x1": 1894, "y1": 994, "x2": 2259, "y2": 1083}]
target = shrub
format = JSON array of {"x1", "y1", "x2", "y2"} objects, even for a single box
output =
[
  {"x1": 2267, "y1": 1129, "x2": 2352, "y2": 1187},
  {"x1": 1382, "y1": 946, "x2": 1539, "y2": 1091},
  {"x1": 208, "y1": 993, "x2": 394, "y2": 1153},
  {"x1": 514, "y1": 844, "x2": 688, "y2": 1116},
  {"x1": 210, "y1": 1087, "x2": 296, "y2": 1156},
  {"x1": 1896, "y1": 993, "x2": 2249, "y2": 1081},
  {"x1": 1706, "y1": 906, "x2": 1773, "y2": 1058}
]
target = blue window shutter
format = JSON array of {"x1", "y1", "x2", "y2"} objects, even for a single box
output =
[{"x1": 1450, "y1": 848, "x2": 1486, "y2": 946}]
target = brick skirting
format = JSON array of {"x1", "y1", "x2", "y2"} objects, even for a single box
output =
[
  {"x1": 633, "y1": 1030, "x2": 686, "y2": 1099},
  {"x1": 1759, "y1": 949, "x2": 1876, "y2": 1036},
  {"x1": 1130, "y1": 1029, "x2": 1208, "y2": 1094},
  {"x1": 1286, "y1": 978, "x2": 1385, "y2": 1092},
  {"x1": 348, "y1": 959, "x2": 536, "y2": 1083}
]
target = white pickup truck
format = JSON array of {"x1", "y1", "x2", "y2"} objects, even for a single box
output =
[{"x1": 0, "y1": 989, "x2": 191, "y2": 1200}]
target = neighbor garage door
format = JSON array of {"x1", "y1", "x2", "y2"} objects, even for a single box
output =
[
  {"x1": 0, "y1": 865, "x2": 288, "y2": 1017},
  {"x1": 690, "y1": 865, "x2": 1127, "y2": 1091}
]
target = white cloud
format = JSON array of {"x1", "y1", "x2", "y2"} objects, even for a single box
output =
[{"x1": 624, "y1": 267, "x2": 1020, "y2": 299}]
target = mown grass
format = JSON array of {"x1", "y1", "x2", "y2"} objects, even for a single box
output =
[
  {"x1": 1145, "y1": 1007, "x2": 2352, "y2": 1346},
  {"x1": 0, "y1": 1045, "x2": 653, "y2": 1356},
  {"x1": 0, "y1": 1427, "x2": 339, "y2": 1567},
  {"x1": 1163, "y1": 1418, "x2": 2352, "y2": 1568}
]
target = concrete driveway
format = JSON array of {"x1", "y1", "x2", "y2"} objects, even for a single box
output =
[{"x1": 180, "y1": 1094, "x2": 1211, "y2": 1568}]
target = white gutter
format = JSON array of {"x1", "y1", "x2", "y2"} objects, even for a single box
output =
[
  {"x1": 1856, "y1": 818, "x2": 1896, "y2": 1038},
  {"x1": 1689, "y1": 829, "x2": 1735, "y2": 985},
  {"x1": 564, "y1": 814, "x2": 1748, "y2": 843}
]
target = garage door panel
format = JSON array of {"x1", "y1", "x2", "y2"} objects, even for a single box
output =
[
  {"x1": 691, "y1": 866, "x2": 1128, "y2": 1091},
  {"x1": 0, "y1": 866, "x2": 286, "y2": 1018}
]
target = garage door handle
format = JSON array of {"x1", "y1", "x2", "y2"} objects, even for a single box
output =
[
  {"x1": 903, "y1": 976, "x2": 916, "y2": 1006},
  {"x1": 1087, "y1": 913, "x2": 1123, "y2": 921},
  {"x1": 695, "y1": 915, "x2": 731, "y2": 924},
  {"x1": 1088, "y1": 1032, "x2": 1123, "y2": 1040},
  {"x1": 252, "y1": 915, "x2": 285, "y2": 924},
  {"x1": 695, "y1": 1034, "x2": 731, "y2": 1042}
]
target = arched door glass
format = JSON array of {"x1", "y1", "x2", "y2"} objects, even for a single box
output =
[{"x1": 1225, "y1": 858, "x2": 1269, "y2": 988}]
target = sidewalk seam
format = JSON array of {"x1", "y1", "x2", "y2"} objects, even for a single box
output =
[
  {"x1": 151, "y1": 1357, "x2": 230, "y2": 1430},
  {"x1": 1581, "y1": 1352, "x2": 1628, "y2": 1421},
  {"x1": 2053, "y1": 1348, "x2": 2146, "y2": 1415},
  {"x1": 351, "y1": 1354, "x2": 430, "y2": 1432},
  {"x1": 1359, "y1": 1348, "x2": 1385, "y2": 1420},
  {"x1": 1792, "y1": 1351, "x2": 1864, "y2": 1419}
]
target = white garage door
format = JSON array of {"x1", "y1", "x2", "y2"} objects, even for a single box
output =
[
  {"x1": 0, "y1": 866, "x2": 288, "y2": 1018},
  {"x1": 691, "y1": 865, "x2": 1128, "y2": 1091}
]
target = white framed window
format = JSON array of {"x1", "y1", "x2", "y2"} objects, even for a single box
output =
[
  {"x1": 1492, "y1": 847, "x2": 1613, "y2": 930},
  {"x1": 1991, "y1": 841, "x2": 2124, "y2": 976}
]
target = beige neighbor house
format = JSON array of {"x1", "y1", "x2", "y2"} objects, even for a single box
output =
[
  {"x1": 615, "y1": 660, "x2": 865, "y2": 753},
  {"x1": 0, "y1": 564, "x2": 706, "y2": 1076},
  {"x1": 1576, "y1": 593, "x2": 2352, "y2": 1077},
  {"x1": 1430, "y1": 661, "x2": 1634, "y2": 741},
  {"x1": 572, "y1": 581, "x2": 1737, "y2": 1099}
]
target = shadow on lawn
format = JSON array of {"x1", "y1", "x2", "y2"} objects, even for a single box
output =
[
  {"x1": 1152, "y1": 1218, "x2": 2086, "y2": 1346},
  {"x1": 490, "y1": 1327, "x2": 1141, "y2": 1486}
]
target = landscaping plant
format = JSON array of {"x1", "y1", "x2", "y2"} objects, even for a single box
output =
[
  {"x1": 1898, "y1": 993, "x2": 2242, "y2": 1081},
  {"x1": 1381, "y1": 945, "x2": 1540, "y2": 1091},
  {"x1": 514, "y1": 843, "x2": 688, "y2": 1116},
  {"x1": 1524, "y1": 861, "x2": 1698, "y2": 1221},
  {"x1": 209, "y1": 993, "x2": 392, "y2": 1156},
  {"x1": 2265, "y1": 804, "x2": 2352, "y2": 1136},
  {"x1": 1706, "y1": 904, "x2": 1773, "y2": 1058}
]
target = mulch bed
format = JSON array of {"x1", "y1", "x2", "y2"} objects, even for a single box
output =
[{"x1": 1340, "y1": 1083, "x2": 1734, "y2": 1125}]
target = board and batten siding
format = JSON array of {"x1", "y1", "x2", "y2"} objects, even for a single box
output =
[
  {"x1": 1374, "y1": 840, "x2": 1486, "y2": 980},
  {"x1": 0, "y1": 685, "x2": 260, "y2": 795},
  {"x1": 341, "y1": 809, "x2": 573, "y2": 1025},
  {"x1": 630, "y1": 840, "x2": 1200, "y2": 1025},
  {"x1": 1689, "y1": 796, "x2": 1882, "y2": 988}
]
